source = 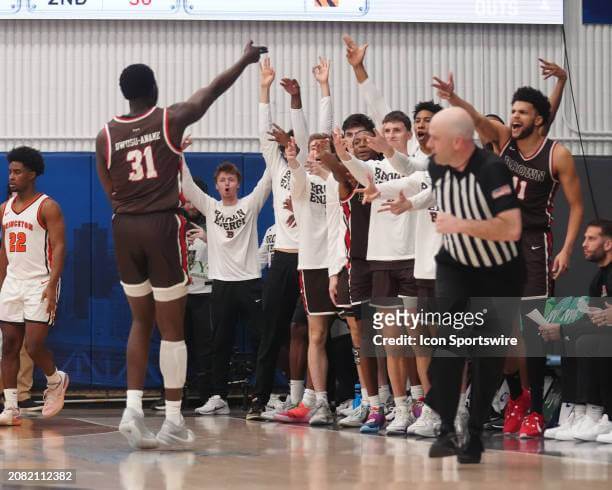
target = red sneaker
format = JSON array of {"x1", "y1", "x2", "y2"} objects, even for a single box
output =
[
  {"x1": 503, "y1": 389, "x2": 531, "y2": 434},
  {"x1": 519, "y1": 412, "x2": 544, "y2": 439},
  {"x1": 273, "y1": 402, "x2": 311, "y2": 423}
]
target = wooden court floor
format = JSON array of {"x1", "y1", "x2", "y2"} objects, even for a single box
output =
[{"x1": 0, "y1": 408, "x2": 611, "y2": 489}]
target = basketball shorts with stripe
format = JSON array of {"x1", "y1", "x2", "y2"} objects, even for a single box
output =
[
  {"x1": 0, "y1": 276, "x2": 58, "y2": 325},
  {"x1": 299, "y1": 269, "x2": 337, "y2": 316},
  {"x1": 112, "y1": 211, "x2": 188, "y2": 301}
]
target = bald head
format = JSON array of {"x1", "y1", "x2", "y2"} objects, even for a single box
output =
[
  {"x1": 430, "y1": 107, "x2": 475, "y2": 140},
  {"x1": 427, "y1": 107, "x2": 476, "y2": 168}
]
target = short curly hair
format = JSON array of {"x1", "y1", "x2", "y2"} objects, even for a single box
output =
[
  {"x1": 512, "y1": 86, "x2": 551, "y2": 125},
  {"x1": 7, "y1": 146, "x2": 45, "y2": 176}
]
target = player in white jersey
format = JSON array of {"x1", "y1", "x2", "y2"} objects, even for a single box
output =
[{"x1": 0, "y1": 147, "x2": 68, "y2": 426}]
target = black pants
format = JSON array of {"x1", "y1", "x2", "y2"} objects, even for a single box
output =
[
  {"x1": 254, "y1": 252, "x2": 300, "y2": 403},
  {"x1": 184, "y1": 293, "x2": 213, "y2": 404},
  {"x1": 576, "y1": 332, "x2": 612, "y2": 415},
  {"x1": 211, "y1": 279, "x2": 263, "y2": 398},
  {"x1": 426, "y1": 258, "x2": 523, "y2": 435}
]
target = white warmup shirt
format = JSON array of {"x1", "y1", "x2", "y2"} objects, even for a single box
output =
[
  {"x1": 258, "y1": 224, "x2": 276, "y2": 270},
  {"x1": 181, "y1": 163, "x2": 272, "y2": 281},
  {"x1": 187, "y1": 237, "x2": 212, "y2": 294},
  {"x1": 375, "y1": 149, "x2": 442, "y2": 280}
]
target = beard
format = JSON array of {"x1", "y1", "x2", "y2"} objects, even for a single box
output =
[
  {"x1": 585, "y1": 249, "x2": 605, "y2": 263},
  {"x1": 515, "y1": 123, "x2": 536, "y2": 140}
]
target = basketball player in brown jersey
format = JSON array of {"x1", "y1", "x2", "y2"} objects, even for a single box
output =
[
  {"x1": 95, "y1": 41, "x2": 266, "y2": 450},
  {"x1": 432, "y1": 74, "x2": 584, "y2": 438}
]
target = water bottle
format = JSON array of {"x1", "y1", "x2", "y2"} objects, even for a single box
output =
[{"x1": 352, "y1": 383, "x2": 362, "y2": 409}]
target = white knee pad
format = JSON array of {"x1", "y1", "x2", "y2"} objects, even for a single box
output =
[{"x1": 159, "y1": 340, "x2": 187, "y2": 389}]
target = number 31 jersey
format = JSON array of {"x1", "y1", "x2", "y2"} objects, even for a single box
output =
[
  {"x1": 104, "y1": 107, "x2": 184, "y2": 214},
  {"x1": 2, "y1": 194, "x2": 52, "y2": 280}
]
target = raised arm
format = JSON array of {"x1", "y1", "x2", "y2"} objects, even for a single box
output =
[
  {"x1": 40, "y1": 199, "x2": 66, "y2": 323},
  {"x1": 313, "y1": 57, "x2": 333, "y2": 134},
  {"x1": 551, "y1": 144, "x2": 584, "y2": 279},
  {"x1": 248, "y1": 168, "x2": 273, "y2": 212},
  {"x1": 343, "y1": 35, "x2": 391, "y2": 127},
  {"x1": 282, "y1": 78, "x2": 309, "y2": 166},
  {"x1": 363, "y1": 129, "x2": 428, "y2": 175},
  {"x1": 181, "y1": 160, "x2": 215, "y2": 216},
  {"x1": 539, "y1": 58, "x2": 567, "y2": 135},
  {"x1": 167, "y1": 41, "x2": 266, "y2": 147},
  {"x1": 285, "y1": 138, "x2": 307, "y2": 199},
  {"x1": 432, "y1": 73, "x2": 510, "y2": 147},
  {"x1": 258, "y1": 57, "x2": 286, "y2": 172}
]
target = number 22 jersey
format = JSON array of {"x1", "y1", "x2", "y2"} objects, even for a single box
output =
[
  {"x1": 2, "y1": 194, "x2": 53, "y2": 280},
  {"x1": 104, "y1": 107, "x2": 184, "y2": 214}
]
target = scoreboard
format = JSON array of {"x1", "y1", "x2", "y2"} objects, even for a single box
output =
[{"x1": 0, "y1": 1, "x2": 564, "y2": 24}]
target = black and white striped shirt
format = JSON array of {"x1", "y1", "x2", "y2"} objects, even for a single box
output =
[{"x1": 428, "y1": 148, "x2": 520, "y2": 269}]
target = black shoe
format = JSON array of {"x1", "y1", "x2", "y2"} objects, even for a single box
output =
[
  {"x1": 19, "y1": 398, "x2": 43, "y2": 412},
  {"x1": 246, "y1": 398, "x2": 264, "y2": 421},
  {"x1": 484, "y1": 411, "x2": 504, "y2": 431},
  {"x1": 457, "y1": 434, "x2": 484, "y2": 464},
  {"x1": 429, "y1": 432, "x2": 459, "y2": 458},
  {"x1": 151, "y1": 398, "x2": 166, "y2": 411}
]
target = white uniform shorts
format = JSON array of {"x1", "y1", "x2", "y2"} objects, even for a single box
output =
[{"x1": 0, "y1": 276, "x2": 58, "y2": 325}]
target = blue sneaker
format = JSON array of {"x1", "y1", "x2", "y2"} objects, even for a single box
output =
[{"x1": 360, "y1": 406, "x2": 385, "y2": 434}]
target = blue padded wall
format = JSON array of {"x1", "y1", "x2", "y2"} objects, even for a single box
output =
[{"x1": 0, "y1": 152, "x2": 274, "y2": 389}]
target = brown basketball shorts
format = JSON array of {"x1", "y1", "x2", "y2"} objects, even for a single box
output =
[{"x1": 112, "y1": 211, "x2": 188, "y2": 301}]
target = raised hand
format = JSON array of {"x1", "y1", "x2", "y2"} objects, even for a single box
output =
[
  {"x1": 432, "y1": 73, "x2": 455, "y2": 101},
  {"x1": 365, "y1": 129, "x2": 392, "y2": 155},
  {"x1": 285, "y1": 137, "x2": 298, "y2": 161},
  {"x1": 267, "y1": 123, "x2": 291, "y2": 147},
  {"x1": 355, "y1": 174, "x2": 380, "y2": 203},
  {"x1": 378, "y1": 191, "x2": 413, "y2": 215},
  {"x1": 186, "y1": 225, "x2": 206, "y2": 244},
  {"x1": 243, "y1": 40, "x2": 267, "y2": 65},
  {"x1": 342, "y1": 34, "x2": 368, "y2": 67},
  {"x1": 280, "y1": 78, "x2": 301, "y2": 96},
  {"x1": 332, "y1": 127, "x2": 350, "y2": 160},
  {"x1": 539, "y1": 58, "x2": 567, "y2": 81},
  {"x1": 313, "y1": 56, "x2": 331, "y2": 85},
  {"x1": 260, "y1": 57, "x2": 276, "y2": 87}
]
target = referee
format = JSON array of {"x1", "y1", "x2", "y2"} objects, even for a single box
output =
[{"x1": 424, "y1": 108, "x2": 524, "y2": 464}]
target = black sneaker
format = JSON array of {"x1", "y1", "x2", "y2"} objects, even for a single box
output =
[
  {"x1": 429, "y1": 431, "x2": 459, "y2": 458},
  {"x1": 246, "y1": 398, "x2": 264, "y2": 421},
  {"x1": 484, "y1": 411, "x2": 504, "y2": 431},
  {"x1": 457, "y1": 433, "x2": 484, "y2": 464},
  {"x1": 19, "y1": 398, "x2": 43, "y2": 412},
  {"x1": 151, "y1": 399, "x2": 166, "y2": 411}
]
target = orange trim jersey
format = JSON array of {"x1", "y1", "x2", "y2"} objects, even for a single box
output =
[
  {"x1": 104, "y1": 107, "x2": 184, "y2": 214},
  {"x1": 2, "y1": 194, "x2": 53, "y2": 280}
]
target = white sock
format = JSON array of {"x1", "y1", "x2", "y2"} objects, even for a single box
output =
[
  {"x1": 369, "y1": 394, "x2": 381, "y2": 407},
  {"x1": 394, "y1": 395, "x2": 407, "y2": 409},
  {"x1": 290, "y1": 380, "x2": 305, "y2": 406},
  {"x1": 46, "y1": 369, "x2": 62, "y2": 387},
  {"x1": 458, "y1": 392, "x2": 467, "y2": 410},
  {"x1": 558, "y1": 402, "x2": 574, "y2": 425},
  {"x1": 379, "y1": 384, "x2": 391, "y2": 402},
  {"x1": 574, "y1": 404, "x2": 586, "y2": 419},
  {"x1": 361, "y1": 387, "x2": 369, "y2": 406},
  {"x1": 315, "y1": 391, "x2": 328, "y2": 404},
  {"x1": 165, "y1": 400, "x2": 183, "y2": 425},
  {"x1": 411, "y1": 385, "x2": 424, "y2": 400},
  {"x1": 303, "y1": 389, "x2": 316, "y2": 408},
  {"x1": 126, "y1": 390, "x2": 144, "y2": 415},
  {"x1": 3, "y1": 389, "x2": 18, "y2": 410},
  {"x1": 586, "y1": 404, "x2": 604, "y2": 422}
]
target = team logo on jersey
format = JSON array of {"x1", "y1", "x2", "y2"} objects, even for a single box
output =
[
  {"x1": 503, "y1": 156, "x2": 546, "y2": 182},
  {"x1": 374, "y1": 167, "x2": 402, "y2": 184},
  {"x1": 214, "y1": 209, "x2": 247, "y2": 238},
  {"x1": 280, "y1": 169, "x2": 291, "y2": 190},
  {"x1": 309, "y1": 182, "x2": 326, "y2": 205}
]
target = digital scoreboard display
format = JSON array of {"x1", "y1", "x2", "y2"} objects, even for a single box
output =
[{"x1": 0, "y1": 1, "x2": 564, "y2": 24}]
